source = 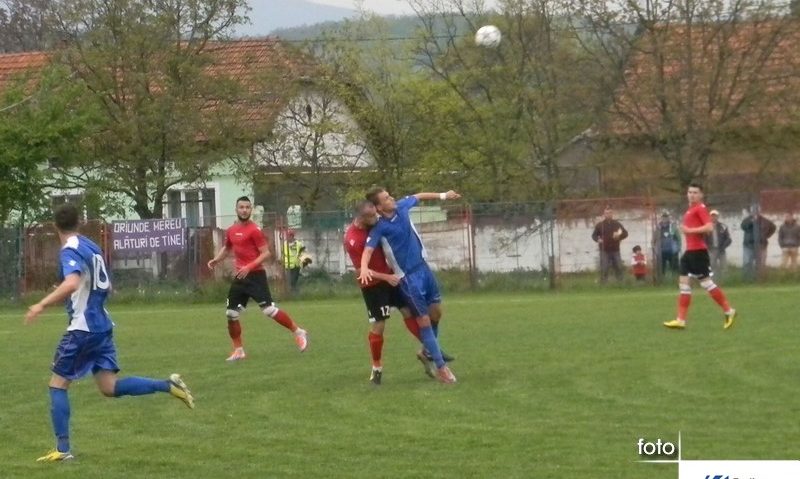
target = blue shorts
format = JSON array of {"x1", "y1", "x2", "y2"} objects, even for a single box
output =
[
  {"x1": 398, "y1": 264, "x2": 441, "y2": 318},
  {"x1": 52, "y1": 330, "x2": 120, "y2": 381}
]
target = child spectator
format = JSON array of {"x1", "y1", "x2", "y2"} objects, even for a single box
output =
[{"x1": 632, "y1": 245, "x2": 647, "y2": 282}]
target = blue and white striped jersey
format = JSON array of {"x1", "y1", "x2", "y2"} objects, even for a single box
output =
[{"x1": 59, "y1": 235, "x2": 113, "y2": 333}]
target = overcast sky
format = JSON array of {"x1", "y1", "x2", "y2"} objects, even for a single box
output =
[
  {"x1": 312, "y1": 0, "x2": 417, "y2": 15},
  {"x1": 312, "y1": 0, "x2": 498, "y2": 15},
  {"x1": 237, "y1": 0, "x2": 499, "y2": 36}
]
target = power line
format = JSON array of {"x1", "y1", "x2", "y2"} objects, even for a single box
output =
[
  {"x1": 0, "y1": 93, "x2": 35, "y2": 113},
  {"x1": 276, "y1": 33, "x2": 471, "y2": 44}
]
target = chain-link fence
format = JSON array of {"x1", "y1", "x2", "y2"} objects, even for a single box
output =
[{"x1": 3, "y1": 189, "x2": 798, "y2": 302}]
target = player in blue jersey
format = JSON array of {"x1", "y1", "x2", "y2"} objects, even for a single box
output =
[
  {"x1": 24, "y1": 204, "x2": 194, "y2": 463},
  {"x1": 358, "y1": 187, "x2": 460, "y2": 383}
]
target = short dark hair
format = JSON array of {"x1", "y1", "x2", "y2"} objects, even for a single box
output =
[
  {"x1": 365, "y1": 186, "x2": 386, "y2": 206},
  {"x1": 236, "y1": 196, "x2": 251, "y2": 204},
  {"x1": 354, "y1": 200, "x2": 374, "y2": 215},
  {"x1": 688, "y1": 182, "x2": 703, "y2": 191},
  {"x1": 633, "y1": 245, "x2": 641, "y2": 252},
  {"x1": 54, "y1": 203, "x2": 80, "y2": 232}
]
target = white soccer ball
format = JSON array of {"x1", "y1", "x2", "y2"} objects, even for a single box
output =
[{"x1": 475, "y1": 25, "x2": 502, "y2": 48}]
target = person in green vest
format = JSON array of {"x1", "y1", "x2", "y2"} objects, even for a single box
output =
[{"x1": 283, "y1": 230, "x2": 305, "y2": 293}]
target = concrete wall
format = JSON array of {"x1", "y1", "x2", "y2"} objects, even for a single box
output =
[{"x1": 293, "y1": 208, "x2": 791, "y2": 275}]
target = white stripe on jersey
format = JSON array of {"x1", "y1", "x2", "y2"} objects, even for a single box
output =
[
  {"x1": 408, "y1": 216, "x2": 428, "y2": 261},
  {"x1": 66, "y1": 271, "x2": 92, "y2": 332},
  {"x1": 380, "y1": 238, "x2": 405, "y2": 278}
]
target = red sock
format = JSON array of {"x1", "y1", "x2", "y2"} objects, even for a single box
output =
[
  {"x1": 708, "y1": 287, "x2": 731, "y2": 312},
  {"x1": 368, "y1": 332, "x2": 383, "y2": 368},
  {"x1": 227, "y1": 320, "x2": 243, "y2": 348},
  {"x1": 270, "y1": 309, "x2": 298, "y2": 332},
  {"x1": 677, "y1": 293, "x2": 692, "y2": 321},
  {"x1": 403, "y1": 317, "x2": 422, "y2": 341}
]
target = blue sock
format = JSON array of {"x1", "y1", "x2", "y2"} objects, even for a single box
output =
[
  {"x1": 49, "y1": 387, "x2": 70, "y2": 453},
  {"x1": 113, "y1": 377, "x2": 170, "y2": 397},
  {"x1": 419, "y1": 326, "x2": 445, "y2": 368},
  {"x1": 432, "y1": 321, "x2": 439, "y2": 338}
]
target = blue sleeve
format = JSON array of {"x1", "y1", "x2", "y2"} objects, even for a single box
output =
[
  {"x1": 396, "y1": 195, "x2": 419, "y2": 211},
  {"x1": 60, "y1": 249, "x2": 83, "y2": 278},
  {"x1": 365, "y1": 223, "x2": 384, "y2": 249}
]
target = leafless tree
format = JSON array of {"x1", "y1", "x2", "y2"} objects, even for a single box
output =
[{"x1": 563, "y1": 0, "x2": 800, "y2": 189}]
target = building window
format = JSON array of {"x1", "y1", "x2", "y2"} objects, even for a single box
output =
[
  {"x1": 168, "y1": 191, "x2": 182, "y2": 219},
  {"x1": 201, "y1": 188, "x2": 216, "y2": 227},
  {"x1": 185, "y1": 191, "x2": 200, "y2": 227},
  {"x1": 165, "y1": 188, "x2": 217, "y2": 228}
]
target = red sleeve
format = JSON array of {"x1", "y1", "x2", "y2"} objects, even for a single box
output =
[
  {"x1": 224, "y1": 229, "x2": 232, "y2": 249},
  {"x1": 248, "y1": 225, "x2": 267, "y2": 250},
  {"x1": 344, "y1": 231, "x2": 364, "y2": 269},
  {"x1": 696, "y1": 205, "x2": 712, "y2": 226}
]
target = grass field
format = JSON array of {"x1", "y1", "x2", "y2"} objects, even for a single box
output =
[{"x1": 1, "y1": 285, "x2": 798, "y2": 478}]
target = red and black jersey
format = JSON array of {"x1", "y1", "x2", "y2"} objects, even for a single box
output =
[
  {"x1": 225, "y1": 221, "x2": 268, "y2": 271},
  {"x1": 683, "y1": 203, "x2": 712, "y2": 251},
  {"x1": 344, "y1": 223, "x2": 393, "y2": 289}
]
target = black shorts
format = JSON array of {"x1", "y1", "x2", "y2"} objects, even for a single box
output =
[
  {"x1": 227, "y1": 270, "x2": 274, "y2": 310},
  {"x1": 361, "y1": 282, "x2": 405, "y2": 323},
  {"x1": 679, "y1": 250, "x2": 712, "y2": 278}
]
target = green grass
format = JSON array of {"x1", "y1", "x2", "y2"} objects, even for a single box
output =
[{"x1": 1, "y1": 286, "x2": 798, "y2": 478}]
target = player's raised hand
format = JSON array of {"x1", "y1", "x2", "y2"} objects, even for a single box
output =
[
  {"x1": 25, "y1": 303, "x2": 44, "y2": 325},
  {"x1": 207, "y1": 258, "x2": 218, "y2": 270},
  {"x1": 358, "y1": 268, "x2": 374, "y2": 285},
  {"x1": 444, "y1": 190, "x2": 461, "y2": 200}
]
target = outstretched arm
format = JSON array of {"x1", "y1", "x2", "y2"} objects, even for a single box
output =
[{"x1": 414, "y1": 190, "x2": 461, "y2": 201}]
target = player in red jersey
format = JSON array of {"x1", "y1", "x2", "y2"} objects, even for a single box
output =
[
  {"x1": 208, "y1": 196, "x2": 308, "y2": 360},
  {"x1": 664, "y1": 183, "x2": 736, "y2": 330},
  {"x1": 344, "y1": 201, "x2": 435, "y2": 384}
]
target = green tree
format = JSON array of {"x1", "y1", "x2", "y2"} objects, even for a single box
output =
[
  {"x1": 253, "y1": 83, "x2": 372, "y2": 212},
  {"x1": 48, "y1": 0, "x2": 253, "y2": 219},
  {"x1": 0, "y1": 65, "x2": 97, "y2": 225},
  {"x1": 311, "y1": 15, "x2": 432, "y2": 198},
  {"x1": 409, "y1": 0, "x2": 598, "y2": 200}
]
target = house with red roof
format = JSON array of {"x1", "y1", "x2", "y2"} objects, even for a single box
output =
[
  {"x1": 0, "y1": 39, "x2": 371, "y2": 228},
  {"x1": 558, "y1": 19, "x2": 800, "y2": 195}
]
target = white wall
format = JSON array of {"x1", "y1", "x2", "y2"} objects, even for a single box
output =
[{"x1": 300, "y1": 209, "x2": 790, "y2": 275}]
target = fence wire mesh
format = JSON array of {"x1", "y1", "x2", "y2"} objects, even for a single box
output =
[{"x1": 2, "y1": 189, "x2": 798, "y2": 301}]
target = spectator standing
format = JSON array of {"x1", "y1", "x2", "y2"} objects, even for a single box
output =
[
  {"x1": 591, "y1": 206, "x2": 629, "y2": 283},
  {"x1": 741, "y1": 207, "x2": 776, "y2": 279},
  {"x1": 778, "y1": 213, "x2": 800, "y2": 270},
  {"x1": 655, "y1": 212, "x2": 681, "y2": 278},
  {"x1": 283, "y1": 230, "x2": 306, "y2": 293},
  {"x1": 705, "y1": 210, "x2": 732, "y2": 278}
]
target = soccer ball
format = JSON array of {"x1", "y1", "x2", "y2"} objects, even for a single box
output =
[{"x1": 475, "y1": 25, "x2": 502, "y2": 48}]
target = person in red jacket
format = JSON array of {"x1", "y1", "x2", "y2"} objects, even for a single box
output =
[
  {"x1": 631, "y1": 245, "x2": 647, "y2": 282},
  {"x1": 208, "y1": 196, "x2": 308, "y2": 361}
]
